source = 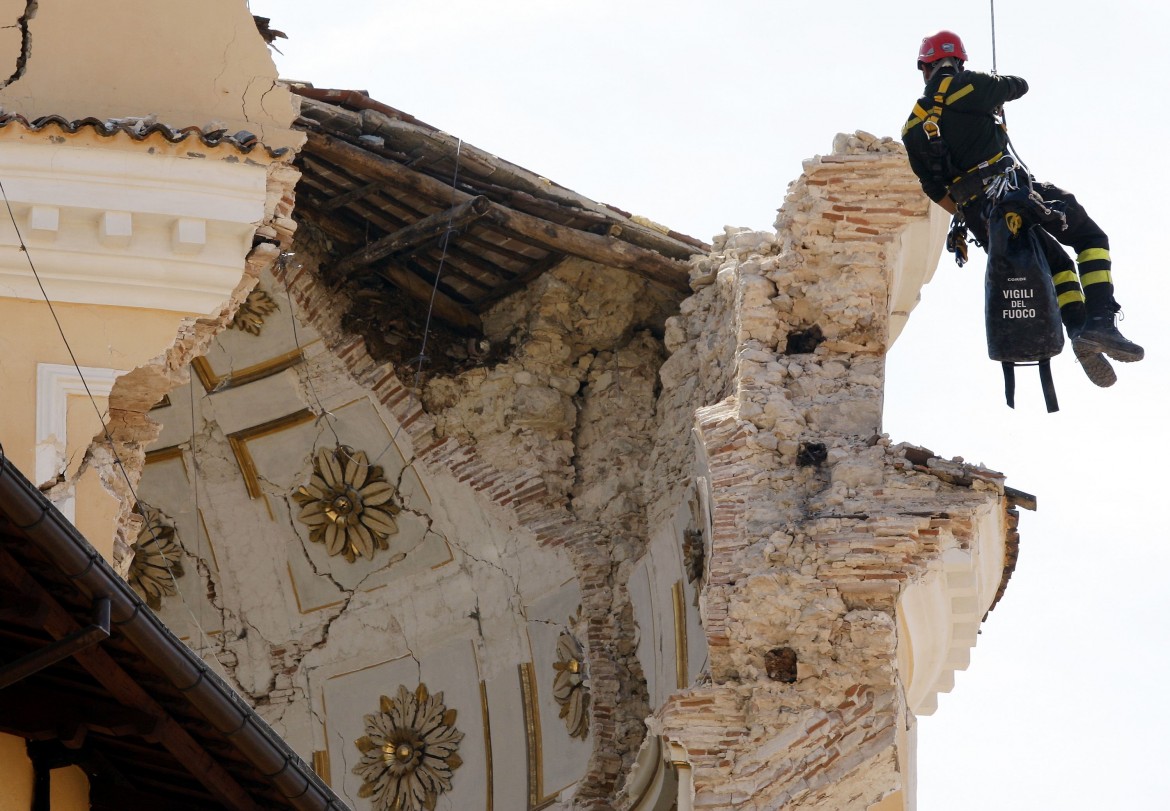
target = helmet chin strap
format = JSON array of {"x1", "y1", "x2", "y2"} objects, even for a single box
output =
[{"x1": 924, "y1": 58, "x2": 960, "y2": 81}]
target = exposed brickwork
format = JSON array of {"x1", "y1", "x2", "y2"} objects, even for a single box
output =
[
  {"x1": 647, "y1": 133, "x2": 1013, "y2": 809},
  {"x1": 272, "y1": 252, "x2": 674, "y2": 809},
  {"x1": 262, "y1": 131, "x2": 1015, "y2": 810}
]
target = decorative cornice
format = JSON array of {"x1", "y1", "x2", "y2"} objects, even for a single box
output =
[
  {"x1": 898, "y1": 500, "x2": 1007, "y2": 716},
  {"x1": 0, "y1": 140, "x2": 269, "y2": 315}
]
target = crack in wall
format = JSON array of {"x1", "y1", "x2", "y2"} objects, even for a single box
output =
[
  {"x1": 210, "y1": 22, "x2": 239, "y2": 101},
  {"x1": 257, "y1": 80, "x2": 278, "y2": 118},
  {"x1": 334, "y1": 725, "x2": 356, "y2": 807},
  {"x1": 0, "y1": 1, "x2": 36, "y2": 90}
]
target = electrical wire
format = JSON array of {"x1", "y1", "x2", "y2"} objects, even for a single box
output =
[
  {"x1": 0, "y1": 176, "x2": 225, "y2": 664},
  {"x1": 412, "y1": 137, "x2": 463, "y2": 390},
  {"x1": 363, "y1": 138, "x2": 465, "y2": 471}
]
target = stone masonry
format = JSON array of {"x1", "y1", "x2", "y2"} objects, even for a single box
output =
[
  {"x1": 140, "y1": 130, "x2": 1015, "y2": 811},
  {"x1": 646, "y1": 132, "x2": 1013, "y2": 809}
]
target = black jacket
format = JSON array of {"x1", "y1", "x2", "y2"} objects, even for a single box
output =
[{"x1": 902, "y1": 68, "x2": 1029, "y2": 202}]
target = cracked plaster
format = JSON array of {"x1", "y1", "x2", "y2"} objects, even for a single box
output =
[
  {"x1": 0, "y1": 0, "x2": 303, "y2": 151},
  {"x1": 126, "y1": 126, "x2": 1014, "y2": 811}
]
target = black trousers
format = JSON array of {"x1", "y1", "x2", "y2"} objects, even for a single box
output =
[{"x1": 962, "y1": 180, "x2": 1108, "y2": 273}]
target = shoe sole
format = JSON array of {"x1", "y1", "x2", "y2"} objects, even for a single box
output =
[
  {"x1": 1073, "y1": 336, "x2": 1144, "y2": 363},
  {"x1": 1075, "y1": 350, "x2": 1116, "y2": 388}
]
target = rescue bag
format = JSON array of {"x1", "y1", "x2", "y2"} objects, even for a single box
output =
[{"x1": 984, "y1": 190, "x2": 1064, "y2": 412}]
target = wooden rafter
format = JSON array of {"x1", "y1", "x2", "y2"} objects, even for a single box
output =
[
  {"x1": 331, "y1": 195, "x2": 492, "y2": 276},
  {"x1": 304, "y1": 131, "x2": 691, "y2": 291},
  {"x1": 0, "y1": 546, "x2": 263, "y2": 811},
  {"x1": 319, "y1": 179, "x2": 384, "y2": 212},
  {"x1": 375, "y1": 261, "x2": 483, "y2": 334},
  {"x1": 0, "y1": 682, "x2": 161, "y2": 741},
  {"x1": 471, "y1": 251, "x2": 568, "y2": 313},
  {"x1": 477, "y1": 203, "x2": 690, "y2": 291}
]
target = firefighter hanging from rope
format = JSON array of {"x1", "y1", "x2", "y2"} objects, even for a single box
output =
[{"x1": 900, "y1": 30, "x2": 1144, "y2": 405}]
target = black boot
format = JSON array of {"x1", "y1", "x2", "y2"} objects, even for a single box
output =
[
  {"x1": 1073, "y1": 341, "x2": 1117, "y2": 387},
  {"x1": 1060, "y1": 301, "x2": 1115, "y2": 387},
  {"x1": 1072, "y1": 302, "x2": 1144, "y2": 363}
]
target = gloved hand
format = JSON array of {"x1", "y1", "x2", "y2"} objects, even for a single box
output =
[{"x1": 946, "y1": 218, "x2": 969, "y2": 267}]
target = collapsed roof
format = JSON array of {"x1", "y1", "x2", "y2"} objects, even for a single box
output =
[{"x1": 291, "y1": 86, "x2": 707, "y2": 339}]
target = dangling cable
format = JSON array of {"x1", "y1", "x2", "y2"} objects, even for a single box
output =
[
  {"x1": 986, "y1": 1, "x2": 1035, "y2": 178},
  {"x1": 411, "y1": 137, "x2": 463, "y2": 390},
  {"x1": 0, "y1": 176, "x2": 225, "y2": 665},
  {"x1": 366, "y1": 138, "x2": 465, "y2": 471}
]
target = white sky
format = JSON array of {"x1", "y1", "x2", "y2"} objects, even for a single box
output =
[{"x1": 247, "y1": 2, "x2": 1170, "y2": 807}]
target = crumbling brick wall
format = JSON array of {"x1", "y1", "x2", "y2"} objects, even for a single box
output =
[
  {"x1": 191, "y1": 131, "x2": 1008, "y2": 811},
  {"x1": 644, "y1": 132, "x2": 1010, "y2": 810},
  {"x1": 273, "y1": 252, "x2": 682, "y2": 808}
]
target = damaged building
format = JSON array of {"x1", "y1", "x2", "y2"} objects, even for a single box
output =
[{"x1": 0, "y1": 3, "x2": 1024, "y2": 810}]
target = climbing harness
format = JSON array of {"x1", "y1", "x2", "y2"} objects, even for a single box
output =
[
  {"x1": 914, "y1": 74, "x2": 963, "y2": 195},
  {"x1": 918, "y1": 7, "x2": 1085, "y2": 412}
]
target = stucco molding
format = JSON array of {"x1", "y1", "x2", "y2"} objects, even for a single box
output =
[
  {"x1": 0, "y1": 140, "x2": 268, "y2": 314},
  {"x1": 889, "y1": 205, "x2": 949, "y2": 345},
  {"x1": 35, "y1": 362, "x2": 126, "y2": 521}
]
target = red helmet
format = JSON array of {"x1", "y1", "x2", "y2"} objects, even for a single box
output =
[{"x1": 918, "y1": 30, "x2": 968, "y2": 66}]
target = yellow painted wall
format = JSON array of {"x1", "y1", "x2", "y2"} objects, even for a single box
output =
[
  {"x1": 0, "y1": 298, "x2": 187, "y2": 472},
  {"x1": 52, "y1": 765, "x2": 90, "y2": 810},
  {"x1": 0, "y1": 0, "x2": 301, "y2": 151},
  {"x1": 0, "y1": 297, "x2": 195, "y2": 558},
  {"x1": 0, "y1": 734, "x2": 91, "y2": 811},
  {"x1": 0, "y1": 733, "x2": 33, "y2": 810}
]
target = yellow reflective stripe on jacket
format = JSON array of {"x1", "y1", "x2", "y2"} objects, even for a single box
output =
[
  {"x1": 945, "y1": 84, "x2": 974, "y2": 104},
  {"x1": 1080, "y1": 270, "x2": 1112, "y2": 287},
  {"x1": 903, "y1": 102, "x2": 930, "y2": 135},
  {"x1": 1057, "y1": 290, "x2": 1086, "y2": 307},
  {"x1": 1051, "y1": 270, "x2": 1080, "y2": 287},
  {"x1": 1077, "y1": 248, "x2": 1111, "y2": 265}
]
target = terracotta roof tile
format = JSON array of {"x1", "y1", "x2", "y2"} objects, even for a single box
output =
[{"x1": 0, "y1": 112, "x2": 290, "y2": 157}]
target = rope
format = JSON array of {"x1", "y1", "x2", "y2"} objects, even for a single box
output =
[{"x1": 990, "y1": 0, "x2": 998, "y2": 74}]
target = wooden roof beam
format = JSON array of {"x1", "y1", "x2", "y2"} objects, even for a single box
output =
[
  {"x1": 376, "y1": 261, "x2": 483, "y2": 335},
  {"x1": 0, "y1": 682, "x2": 161, "y2": 741},
  {"x1": 306, "y1": 131, "x2": 692, "y2": 292},
  {"x1": 302, "y1": 169, "x2": 537, "y2": 269},
  {"x1": 319, "y1": 179, "x2": 385, "y2": 212},
  {"x1": 331, "y1": 195, "x2": 491, "y2": 275},
  {"x1": 471, "y1": 251, "x2": 568, "y2": 313},
  {"x1": 478, "y1": 202, "x2": 689, "y2": 291}
]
